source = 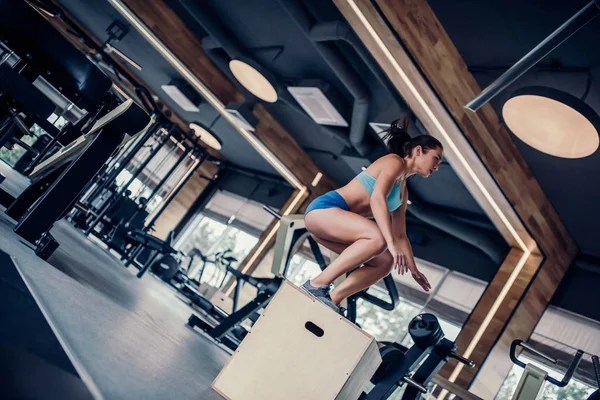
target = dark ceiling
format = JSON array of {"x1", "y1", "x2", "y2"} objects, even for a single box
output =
[{"x1": 49, "y1": 0, "x2": 509, "y2": 280}]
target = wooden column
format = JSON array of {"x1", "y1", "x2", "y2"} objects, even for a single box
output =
[{"x1": 333, "y1": 0, "x2": 577, "y2": 396}]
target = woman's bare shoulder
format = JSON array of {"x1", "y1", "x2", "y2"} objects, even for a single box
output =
[{"x1": 370, "y1": 154, "x2": 405, "y2": 174}]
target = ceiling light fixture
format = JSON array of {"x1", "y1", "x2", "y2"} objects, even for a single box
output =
[
  {"x1": 229, "y1": 59, "x2": 278, "y2": 103},
  {"x1": 108, "y1": 0, "x2": 301, "y2": 188},
  {"x1": 502, "y1": 86, "x2": 600, "y2": 158},
  {"x1": 189, "y1": 122, "x2": 222, "y2": 151}
]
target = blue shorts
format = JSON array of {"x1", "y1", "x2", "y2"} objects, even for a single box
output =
[{"x1": 305, "y1": 191, "x2": 350, "y2": 215}]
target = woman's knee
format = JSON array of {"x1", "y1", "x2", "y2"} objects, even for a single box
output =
[
  {"x1": 367, "y1": 251, "x2": 394, "y2": 275},
  {"x1": 368, "y1": 232, "x2": 387, "y2": 255}
]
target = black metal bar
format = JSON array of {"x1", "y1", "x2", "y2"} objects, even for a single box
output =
[
  {"x1": 146, "y1": 150, "x2": 208, "y2": 230},
  {"x1": 84, "y1": 126, "x2": 172, "y2": 235},
  {"x1": 143, "y1": 145, "x2": 190, "y2": 206},
  {"x1": 15, "y1": 125, "x2": 125, "y2": 243},
  {"x1": 84, "y1": 121, "x2": 162, "y2": 205},
  {"x1": 466, "y1": 0, "x2": 600, "y2": 111},
  {"x1": 23, "y1": 123, "x2": 69, "y2": 175},
  {"x1": 366, "y1": 345, "x2": 432, "y2": 400},
  {"x1": 136, "y1": 251, "x2": 160, "y2": 278},
  {"x1": 210, "y1": 291, "x2": 274, "y2": 340},
  {"x1": 232, "y1": 277, "x2": 242, "y2": 313}
]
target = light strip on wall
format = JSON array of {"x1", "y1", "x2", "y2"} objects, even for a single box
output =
[
  {"x1": 311, "y1": 172, "x2": 323, "y2": 187},
  {"x1": 107, "y1": 0, "x2": 304, "y2": 191},
  {"x1": 438, "y1": 249, "x2": 532, "y2": 398},
  {"x1": 343, "y1": 1, "x2": 534, "y2": 393},
  {"x1": 345, "y1": 0, "x2": 528, "y2": 253}
]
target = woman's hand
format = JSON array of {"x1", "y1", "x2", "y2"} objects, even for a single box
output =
[
  {"x1": 388, "y1": 242, "x2": 409, "y2": 274},
  {"x1": 411, "y1": 269, "x2": 432, "y2": 292}
]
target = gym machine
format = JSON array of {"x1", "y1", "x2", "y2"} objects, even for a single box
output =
[
  {"x1": 508, "y1": 339, "x2": 595, "y2": 400},
  {"x1": 360, "y1": 313, "x2": 474, "y2": 400},
  {"x1": 8, "y1": 99, "x2": 151, "y2": 259}
]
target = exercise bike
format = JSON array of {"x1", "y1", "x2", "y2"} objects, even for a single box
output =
[
  {"x1": 509, "y1": 339, "x2": 600, "y2": 400},
  {"x1": 358, "y1": 313, "x2": 474, "y2": 400}
]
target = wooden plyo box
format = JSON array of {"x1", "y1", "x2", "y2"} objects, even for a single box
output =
[{"x1": 211, "y1": 280, "x2": 382, "y2": 400}]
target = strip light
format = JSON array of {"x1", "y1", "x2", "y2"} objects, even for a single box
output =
[
  {"x1": 107, "y1": 0, "x2": 304, "y2": 191},
  {"x1": 311, "y1": 172, "x2": 323, "y2": 187},
  {"x1": 343, "y1": 1, "x2": 534, "y2": 395}
]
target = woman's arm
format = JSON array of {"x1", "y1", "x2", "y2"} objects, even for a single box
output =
[
  {"x1": 370, "y1": 156, "x2": 404, "y2": 244},
  {"x1": 370, "y1": 156, "x2": 405, "y2": 271},
  {"x1": 391, "y1": 186, "x2": 431, "y2": 291}
]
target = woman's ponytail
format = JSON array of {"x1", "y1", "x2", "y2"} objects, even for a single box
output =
[
  {"x1": 382, "y1": 116, "x2": 443, "y2": 157},
  {"x1": 382, "y1": 116, "x2": 412, "y2": 157}
]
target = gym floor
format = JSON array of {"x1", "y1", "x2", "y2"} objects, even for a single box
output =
[{"x1": 0, "y1": 204, "x2": 229, "y2": 399}]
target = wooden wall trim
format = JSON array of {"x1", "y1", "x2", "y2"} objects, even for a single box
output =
[
  {"x1": 334, "y1": 0, "x2": 578, "y2": 396},
  {"x1": 114, "y1": 0, "x2": 337, "y2": 274}
]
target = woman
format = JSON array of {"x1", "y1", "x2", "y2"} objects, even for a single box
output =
[{"x1": 302, "y1": 118, "x2": 443, "y2": 312}]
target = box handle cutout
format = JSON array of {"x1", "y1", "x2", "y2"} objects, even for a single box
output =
[{"x1": 305, "y1": 321, "x2": 324, "y2": 337}]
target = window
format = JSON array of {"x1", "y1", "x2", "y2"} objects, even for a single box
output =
[
  {"x1": 0, "y1": 113, "x2": 65, "y2": 167},
  {"x1": 174, "y1": 191, "x2": 273, "y2": 287}
]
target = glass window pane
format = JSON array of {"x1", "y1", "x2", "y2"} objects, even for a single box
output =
[
  {"x1": 178, "y1": 216, "x2": 228, "y2": 255},
  {"x1": 211, "y1": 226, "x2": 259, "y2": 263}
]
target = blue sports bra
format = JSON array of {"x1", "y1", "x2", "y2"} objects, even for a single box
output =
[{"x1": 356, "y1": 170, "x2": 403, "y2": 212}]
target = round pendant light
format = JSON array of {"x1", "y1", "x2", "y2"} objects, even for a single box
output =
[
  {"x1": 229, "y1": 59, "x2": 278, "y2": 103},
  {"x1": 189, "y1": 122, "x2": 222, "y2": 151},
  {"x1": 502, "y1": 87, "x2": 599, "y2": 158}
]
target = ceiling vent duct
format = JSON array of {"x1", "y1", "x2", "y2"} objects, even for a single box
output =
[
  {"x1": 276, "y1": 0, "x2": 372, "y2": 156},
  {"x1": 288, "y1": 79, "x2": 348, "y2": 127},
  {"x1": 161, "y1": 79, "x2": 202, "y2": 112},
  {"x1": 225, "y1": 102, "x2": 259, "y2": 132}
]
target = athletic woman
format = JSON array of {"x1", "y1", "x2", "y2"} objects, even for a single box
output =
[{"x1": 302, "y1": 118, "x2": 443, "y2": 312}]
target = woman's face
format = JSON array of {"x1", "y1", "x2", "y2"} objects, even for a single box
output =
[{"x1": 414, "y1": 146, "x2": 443, "y2": 177}]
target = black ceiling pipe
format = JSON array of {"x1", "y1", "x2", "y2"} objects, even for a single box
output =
[
  {"x1": 180, "y1": 0, "x2": 371, "y2": 154},
  {"x1": 466, "y1": 0, "x2": 600, "y2": 111},
  {"x1": 277, "y1": 0, "x2": 371, "y2": 156},
  {"x1": 199, "y1": 39, "x2": 352, "y2": 148},
  {"x1": 309, "y1": 21, "x2": 402, "y2": 104},
  {"x1": 406, "y1": 190, "x2": 507, "y2": 264}
]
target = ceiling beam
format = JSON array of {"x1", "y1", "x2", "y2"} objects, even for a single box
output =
[
  {"x1": 113, "y1": 0, "x2": 337, "y2": 279},
  {"x1": 34, "y1": 0, "x2": 222, "y2": 158},
  {"x1": 334, "y1": 0, "x2": 578, "y2": 397}
]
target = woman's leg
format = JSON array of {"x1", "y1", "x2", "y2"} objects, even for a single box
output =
[
  {"x1": 305, "y1": 208, "x2": 388, "y2": 288},
  {"x1": 309, "y1": 235, "x2": 393, "y2": 306}
]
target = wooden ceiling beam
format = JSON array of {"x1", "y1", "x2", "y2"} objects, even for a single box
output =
[
  {"x1": 116, "y1": 0, "x2": 337, "y2": 278},
  {"x1": 334, "y1": 0, "x2": 578, "y2": 397},
  {"x1": 34, "y1": 0, "x2": 222, "y2": 158}
]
